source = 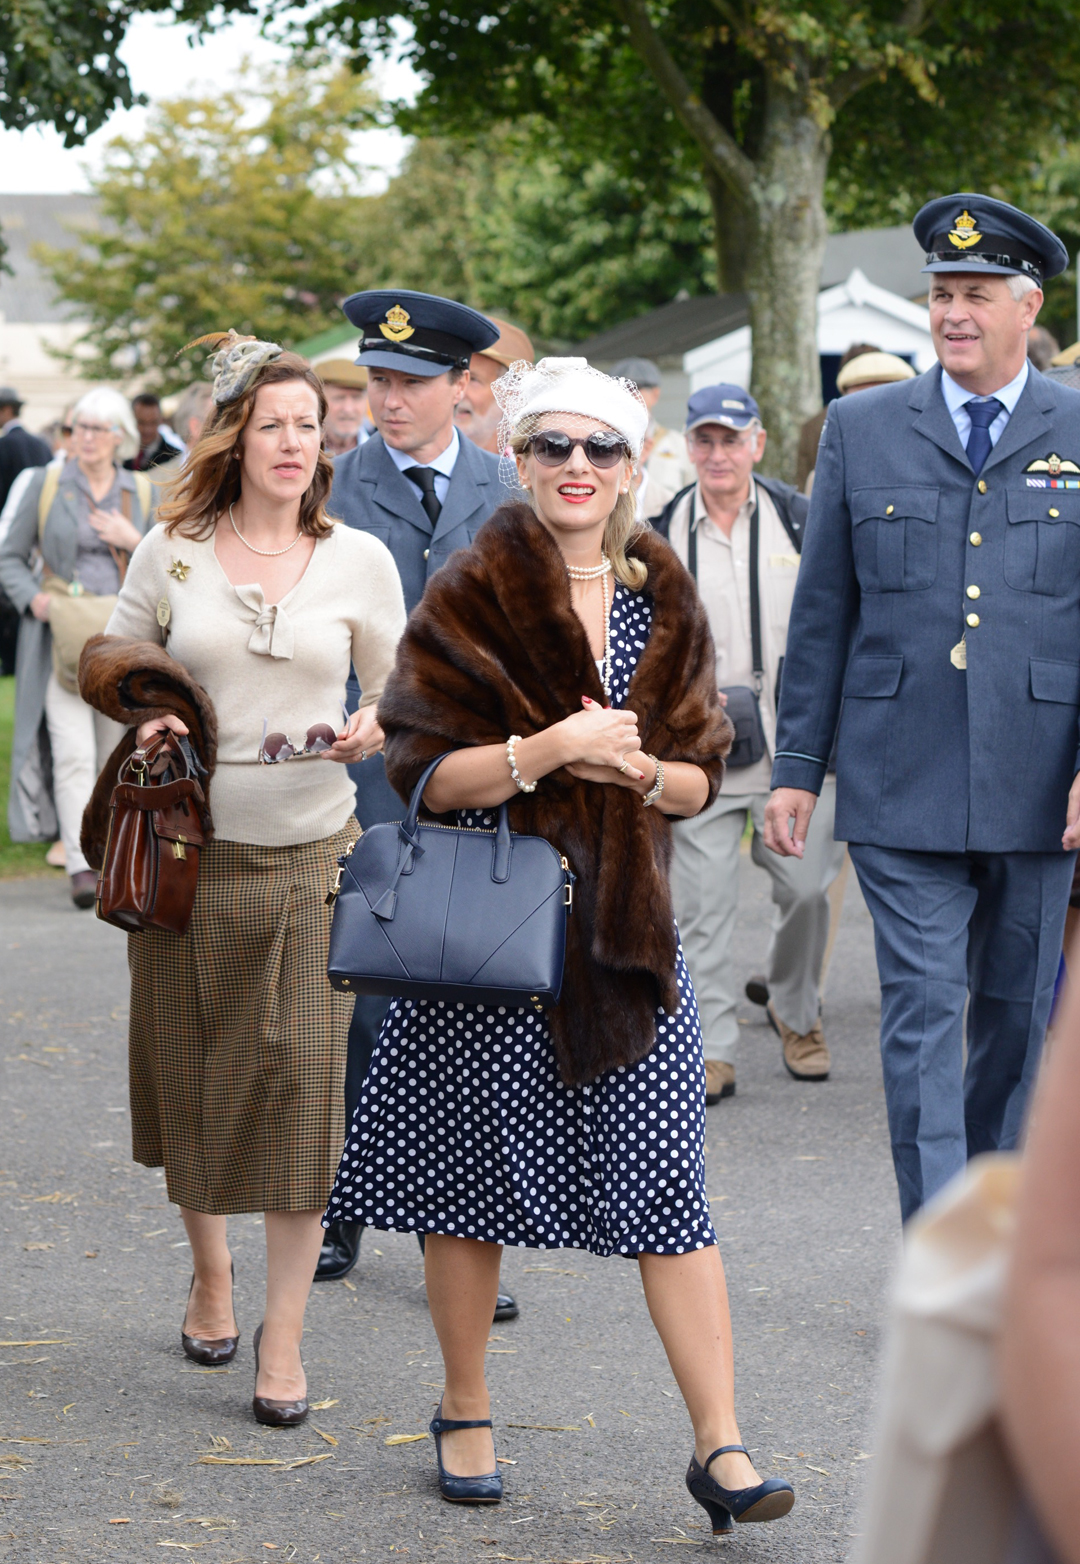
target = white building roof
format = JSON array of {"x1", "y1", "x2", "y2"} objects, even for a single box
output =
[{"x1": 683, "y1": 268, "x2": 935, "y2": 390}]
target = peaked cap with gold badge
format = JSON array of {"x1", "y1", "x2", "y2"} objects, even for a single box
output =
[
  {"x1": 341, "y1": 289, "x2": 499, "y2": 378},
  {"x1": 913, "y1": 192, "x2": 1068, "y2": 284}
]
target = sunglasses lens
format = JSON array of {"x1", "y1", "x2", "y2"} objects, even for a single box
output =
[
  {"x1": 306, "y1": 724, "x2": 337, "y2": 750},
  {"x1": 583, "y1": 435, "x2": 627, "y2": 468},
  {"x1": 531, "y1": 433, "x2": 573, "y2": 466},
  {"x1": 263, "y1": 733, "x2": 291, "y2": 759}
]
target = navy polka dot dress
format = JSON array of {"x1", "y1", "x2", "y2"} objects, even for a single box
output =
[{"x1": 325, "y1": 584, "x2": 717, "y2": 1258}]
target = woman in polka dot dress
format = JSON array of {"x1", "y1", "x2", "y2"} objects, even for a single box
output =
[{"x1": 326, "y1": 359, "x2": 795, "y2": 1532}]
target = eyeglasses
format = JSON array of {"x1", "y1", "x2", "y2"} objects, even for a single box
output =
[
  {"x1": 72, "y1": 421, "x2": 115, "y2": 438},
  {"x1": 258, "y1": 704, "x2": 349, "y2": 764},
  {"x1": 526, "y1": 430, "x2": 631, "y2": 469}
]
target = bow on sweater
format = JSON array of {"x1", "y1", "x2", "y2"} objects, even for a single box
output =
[
  {"x1": 378, "y1": 502, "x2": 731, "y2": 1087},
  {"x1": 234, "y1": 586, "x2": 296, "y2": 659}
]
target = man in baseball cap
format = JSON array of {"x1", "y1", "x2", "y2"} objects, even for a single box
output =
[
  {"x1": 454, "y1": 315, "x2": 534, "y2": 452},
  {"x1": 654, "y1": 383, "x2": 846, "y2": 1103}
]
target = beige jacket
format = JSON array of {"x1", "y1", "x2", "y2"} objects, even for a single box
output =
[{"x1": 665, "y1": 478, "x2": 802, "y2": 794}]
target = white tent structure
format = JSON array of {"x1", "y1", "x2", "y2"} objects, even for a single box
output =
[{"x1": 683, "y1": 268, "x2": 935, "y2": 393}]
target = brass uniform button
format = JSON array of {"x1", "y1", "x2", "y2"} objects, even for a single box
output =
[
  {"x1": 423, "y1": 548, "x2": 430, "y2": 559},
  {"x1": 970, "y1": 531, "x2": 982, "y2": 545},
  {"x1": 977, "y1": 479, "x2": 987, "y2": 494},
  {"x1": 966, "y1": 584, "x2": 981, "y2": 599},
  {"x1": 1049, "y1": 507, "x2": 1060, "y2": 518},
  {"x1": 966, "y1": 613, "x2": 980, "y2": 628},
  {"x1": 885, "y1": 504, "x2": 895, "y2": 515}
]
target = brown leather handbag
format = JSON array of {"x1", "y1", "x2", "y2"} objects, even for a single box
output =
[{"x1": 96, "y1": 731, "x2": 209, "y2": 935}]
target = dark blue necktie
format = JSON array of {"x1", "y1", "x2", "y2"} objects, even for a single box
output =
[{"x1": 965, "y1": 397, "x2": 1004, "y2": 477}]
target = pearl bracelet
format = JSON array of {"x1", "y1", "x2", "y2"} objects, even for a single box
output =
[
  {"x1": 506, "y1": 734, "x2": 537, "y2": 793},
  {"x1": 642, "y1": 754, "x2": 665, "y2": 807}
]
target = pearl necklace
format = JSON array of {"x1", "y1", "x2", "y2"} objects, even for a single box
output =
[
  {"x1": 229, "y1": 503, "x2": 304, "y2": 557},
  {"x1": 567, "y1": 552, "x2": 613, "y2": 702}
]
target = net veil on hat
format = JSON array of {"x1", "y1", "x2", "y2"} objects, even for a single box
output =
[{"x1": 494, "y1": 357, "x2": 650, "y2": 468}]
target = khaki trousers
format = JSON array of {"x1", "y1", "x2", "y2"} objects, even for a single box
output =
[
  {"x1": 669, "y1": 776, "x2": 847, "y2": 1064},
  {"x1": 44, "y1": 671, "x2": 126, "y2": 876}
]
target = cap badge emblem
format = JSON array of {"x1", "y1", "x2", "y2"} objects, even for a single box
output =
[
  {"x1": 380, "y1": 304, "x2": 415, "y2": 343},
  {"x1": 721, "y1": 399, "x2": 745, "y2": 409},
  {"x1": 1025, "y1": 454, "x2": 1080, "y2": 477},
  {"x1": 948, "y1": 210, "x2": 982, "y2": 250}
]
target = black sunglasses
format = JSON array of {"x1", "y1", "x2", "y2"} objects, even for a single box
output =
[{"x1": 526, "y1": 430, "x2": 631, "y2": 469}]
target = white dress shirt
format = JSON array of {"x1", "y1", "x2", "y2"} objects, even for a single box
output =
[
  {"x1": 940, "y1": 359, "x2": 1029, "y2": 450},
  {"x1": 385, "y1": 426, "x2": 460, "y2": 508}
]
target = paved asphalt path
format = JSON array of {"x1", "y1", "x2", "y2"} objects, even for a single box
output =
[{"x1": 0, "y1": 852, "x2": 898, "y2": 1563}]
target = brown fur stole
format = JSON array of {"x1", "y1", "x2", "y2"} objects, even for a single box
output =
[
  {"x1": 379, "y1": 502, "x2": 731, "y2": 1087},
  {"x1": 78, "y1": 633, "x2": 218, "y2": 870}
]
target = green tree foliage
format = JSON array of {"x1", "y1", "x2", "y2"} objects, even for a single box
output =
[
  {"x1": 0, "y1": 0, "x2": 251, "y2": 145},
  {"x1": 365, "y1": 129, "x2": 714, "y2": 343},
  {"x1": 37, "y1": 65, "x2": 375, "y2": 391},
  {"x1": 286, "y1": 0, "x2": 1080, "y2": 474}
]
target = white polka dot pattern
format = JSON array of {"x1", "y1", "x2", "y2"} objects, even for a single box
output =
[{"x1": 325, "y1": 585, "x2": 717, "y2": 1257}]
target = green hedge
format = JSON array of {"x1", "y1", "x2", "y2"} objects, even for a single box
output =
[{"x1": 0, "y1": 675, "x2": 61, "y2": 879}]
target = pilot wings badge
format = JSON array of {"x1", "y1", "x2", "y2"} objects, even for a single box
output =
[
  {"x1": 379, "y1": 304, "x2": 415, "y2": 344},
  {"x1": 948, "y1": 210, "x2": 983, "y2": 250},
  {"x1": 1025, "y1": 454, "x2": 1080, "y2": 487}
]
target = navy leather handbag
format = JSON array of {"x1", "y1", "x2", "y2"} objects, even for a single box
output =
[{"x1": 326, "y1": 753, "x2": 575, "y2": 1008}]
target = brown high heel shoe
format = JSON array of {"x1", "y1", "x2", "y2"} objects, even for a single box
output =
[
  {"x1": 181, "y1": 1260, "x2": 239, "y2": 1367},
  {"x1": 252, "y1": 1322, "x2": 309, "y2": 1427}
]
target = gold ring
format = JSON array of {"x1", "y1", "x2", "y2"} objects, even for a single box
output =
[{"x1": 617, "y1": 761, "x2": 630, "y2": 774}]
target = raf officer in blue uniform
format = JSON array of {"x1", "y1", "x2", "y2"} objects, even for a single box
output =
[
  {"x1": 764, "y1": 194, "x2": 1080, "y2": 1223},
  {"x1": 317, "y1": 290, "x2": 518, "y2": 1288}
]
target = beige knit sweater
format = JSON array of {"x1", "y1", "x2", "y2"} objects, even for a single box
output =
[{"x1": 108, "y1": 522, "x2": 407, "y2": 846}]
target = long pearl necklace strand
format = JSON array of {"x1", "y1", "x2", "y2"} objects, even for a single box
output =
[
  {"x1": 229, "y1": 502, "x2": 303, "y2": 557},
  {"x1": 566, "y1": 552, "x2": 613, "y2": 702}
]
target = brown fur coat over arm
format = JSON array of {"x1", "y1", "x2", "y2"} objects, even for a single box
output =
[
  {"x1": 379, "y1": 501, "x2": 731, "y2": 1086},
  {"x1": 77, "y1": 633, "x2": 218, "y2": 870}
]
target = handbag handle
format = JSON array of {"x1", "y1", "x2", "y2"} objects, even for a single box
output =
[{"x1": 371, "y1": 750, "x2": 514, "y2": 922}]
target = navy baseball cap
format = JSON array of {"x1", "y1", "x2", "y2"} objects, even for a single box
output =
[
  {"x1": 685, "y1": 384, "x2": 760, "y2": 433},
  {"x1": 342, "y1": 289, "x2": 500, "y2": 378},
  {"x1": 913, "y1": 193, "x2": 1068, "y2": 285}
]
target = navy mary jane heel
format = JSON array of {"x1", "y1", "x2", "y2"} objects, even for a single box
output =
[
  {"x1": 686, "y1": 1443, "x2": 795, "y2": 1534},
  {"x1": 429, "y1": 1404, "x2": 503, "y2": 1504}
]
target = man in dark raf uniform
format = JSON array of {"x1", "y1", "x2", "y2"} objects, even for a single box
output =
[
  {"x1": 765, "y1": 194, "x2": 1080, "y2": 1223},
  {"x1": 318, "y1": 290, "x2": 518, "y2": 1298}
]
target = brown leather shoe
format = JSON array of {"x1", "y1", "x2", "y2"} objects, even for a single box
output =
[
  {"x1": 181, "y1": 1266, "x2": 239, "y2": 1366},
  {"x1": 70, "y1": 870, "x2": 97, "y2": 909},
  {"x1": 767, "y1": 1003, "x2": 830, "y2": 1081},
  {"x1": 252, "y1": 1322, "x2": 309, "y2": 1427},
  {"x1": 704, "y1": 1059, "x2": 735, "y2": 1104}
]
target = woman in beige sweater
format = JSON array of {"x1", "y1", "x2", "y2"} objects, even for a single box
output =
[{"x1": 103, "y1": 335, "x2": 406, "y2": 1426}]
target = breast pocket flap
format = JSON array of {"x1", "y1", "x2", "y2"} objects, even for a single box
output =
[
  {"x1": 843, "y1": 655, "x2": 904, "y2": 698},
  {"x1": 1007, "y1": 492, "x2": 1080, "y2": 524},
  {"x1": 1030, "y1": 657, "x2": 1080, "y2": 704},
  {"x1": 851, "y1": 487, "x2": 939, "y2": 524}
]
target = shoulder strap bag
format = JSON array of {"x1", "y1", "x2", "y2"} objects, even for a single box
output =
[
  {"x1": 39, "y1": 471, "x2": 153, "y2": 694},
  {"x1": 687, "y1": 490, "x2": 768, "y2": 769},
  {"x1": 326, "y1": 753, "x2": 575, "y2": 1009},
  {"x1": 95, "y1": 730, "x2": 208, "y2": 935}
]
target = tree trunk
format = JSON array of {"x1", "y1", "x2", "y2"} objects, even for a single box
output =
[
  {"x1": 745, "y1": 89, "x2": 829, "y2": 482},
  {"x1": 704, "y1": 168, "x2": 749, "y2": 295}
]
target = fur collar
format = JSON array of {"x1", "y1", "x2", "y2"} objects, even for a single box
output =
[
  {"x1": 380, "y1": 501, "x2": 730, "y2": 1085},
  {"x1": 78, "y1": 634, "x2": 218, "y2": 870}
]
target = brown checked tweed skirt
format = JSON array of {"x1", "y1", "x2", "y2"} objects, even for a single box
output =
[{"x1": 126, "y1": 821, "x2": 357, "y2": 1213}]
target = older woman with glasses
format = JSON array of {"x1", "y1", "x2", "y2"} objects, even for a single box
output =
[
  {"x1": 82, "y1": 333, "x2": 406, "y2": 1425},
  {"x1": 0, "y1": 387, "x2": 153, "y2": 905}
]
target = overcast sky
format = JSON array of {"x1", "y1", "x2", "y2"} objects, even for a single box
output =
[{"x1": 0, "y1": 12, "x2": 416, "y2": 195}]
